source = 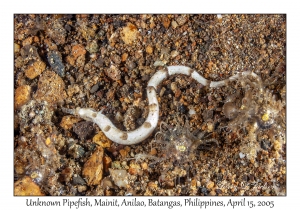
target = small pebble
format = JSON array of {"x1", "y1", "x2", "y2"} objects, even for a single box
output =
[
  {"x1": 206, "y1": 181, "x2": 215, "y2": 190},
  {"x1": 106, "y1": 65, "x2": 121, "y2": 81},
  {"x1": 178, "y1": 104, "x2": 188, "y2": 114},
  {"x1": 122, "y1": 53, "x2": 128, "y2": 62},
  {"x1": 121, "y1": 23, "x2": 139, "y2": 45},
  {"x1": 60, "y1": 115, "x2": 81, "y2": 130},
  {"x1": 68, "y1": 142, "x2": 85, "y2": 159},
  {"x1": 171, "y1": 20, "x2": 178, "y2": 29},
  {"x1": 109, "y1": 169, "x2": 129, "y2": 188},
  {"x1": 14, "y1": 85, "x2": 31, "y2": 109},
  {"x1": 14, "y1": 43, "x2": 20, "y2": 53},
  {"x1": 14, "y1": 176, "x2": 44, "y2": 195},
  {"x1": 170, "y1": 82, "x2": 178, "y2": 93},
  {"x1": 47, "y1": 51, "x2": 65, "y2": 77},
  {"x1": 72, "y1": 174, "x2": 86, "y2": 185},
  {"x1": 25, "y1": 60, "x2": 46, "y2": 79},
  {"x1": 153, "y1": 60, "x2": 165, "y2": 67},
  {"x1": 171, "y1": 50, "x2": 179, "y2": 58},
  {"x1": 239, "y1": 152, "x2": 246, "y2": 159},
  {"x1": 126, "y1": 60, "x2": 136, "y2": 70},
  {"x1": 90, "y1": 83, "x2": 99, "y2": 94},
  {"x1": 77, "y1": 185, "x2": 87, "y2": 193},
  {"x1": 93, "y1": 132, "x2": 112, "y2": 148},
  {"x1": 34, "y1": 70, "x2": 66, "y2": 105},
  {"x1": 82, "y1": 146, "x2": 104, "y2": 186},
  {"x1": 111, "y1": 54, "x2": 122, "y2": 64},
  {"x1": 146, "y1": 45, "x2": 153, "y2": 54},
  {"x1": 73, "y1": 121, "x2": 95, "y2": 140},
  {"x1": 119, "y1": 149, "x2": 128, "y2": 159},
  {"x1": 162, "y1": 16, "x2": 170, "y2": 28},
  {"x1": 86, "y1": 40, "x2": 99, "y2": 53},
  {"x1": 103, "y1": 156, "x2": 112, "y2": 173},
  {"x1": 189, "y1": 108, "x2": 196, "y2": 116},
  {"x1": 176, "y1": 15, "x2": 187, "y2": 26}
]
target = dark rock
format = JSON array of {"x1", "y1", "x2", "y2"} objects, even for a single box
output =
[
  {"x1": 126, "y1": 60, "x2": 136, "y2": 70},
  {"x1": 72, "y1": 174, "x2": 86, "y2": 185},
  {"x1": 47, "y1": 50, "x2": 65, "y2": 77},
  {"x1": 95, "y1": 57, "x2": 104, "y2": 67},
  {"x1": 178, "y1": 104, "x2": 188, "y2": 114},
  {"x1": 20, "y1": 45, "x2": 40, "y2": 63},
  {"x1": 68, "y1": 141, "x2": 85, "y2": 159},
  {"x1": 73, "y1": 121, "x2": 95, "y2": 140},
  {"x1": 260, "y1": 139, "x2": 271, "y2": 150},
  {"x1": 65, "y1": 24, "x2": 72, "y2": 32},
  {"x1": 202, "y1": 110, "x2": 214, "y2": 120},
  {"x1": 199, "y1": 187, "x2": 208, "y2": 196},
  {"x1": 90, "y1": 83, "x2": 99, "y2": 94},
  {"x1": 58, "y1": 167, "x2": 73, "y2": 183},
  {"x1": 215, "y1": 189, "x2": 222, "y2": 195}
]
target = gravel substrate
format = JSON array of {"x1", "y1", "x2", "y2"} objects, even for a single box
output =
[{"x1": 14, "y1": 14, "x2": 286, "y2": 196}]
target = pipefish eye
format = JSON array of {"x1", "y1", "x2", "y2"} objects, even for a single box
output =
[{"x1": 256, "y1": 108, "x2": 274, "y2": 129}]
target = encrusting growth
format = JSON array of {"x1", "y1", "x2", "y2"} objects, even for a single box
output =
[{"x1": 62, "y1": 65, "x2": 282, "y2": 146}]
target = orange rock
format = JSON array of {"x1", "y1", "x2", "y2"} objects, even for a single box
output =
[
  {"x1": 14, "y1": 176, "x2": 44, "y2": 196},
  {"x1": 162, "y1": 16, "x2": 170, "y2": 28},
  {"x1": 150, "y1": 20, "x2": 155, "y2": 29},
  {"x1": 105, "y1": 65, "x2": 121, "y2": 81},
  {"x1": 22, "y1": 36, "x2": 33, "y2": 46},
  {"x1": 82, "y1": 146, "x2": 104, "y2": 186},
  {"x1": 71, "y1": 44, "x2": 86, "y2": 60},
  {"x1": 273, "y1": 140, "x2": 281, "y2": 151},
  {"x1": 209, "y1": 190, "x2": 216, "y2": 196},
  {"x1": 14, "y1": 43, "x2": 20, "y2": 53},
  {"x1": 148, "y1": 181, "x2": 158, "y2": 190},
  {"x1": 175, "y1": 89, "x2": 181, "y2": 98},
  {"x1": 45, "y1": 137, "x2": 51, "y2": 146},
  {"x1": 44, "y1": 39, "x2": 58, "y2": 51},
  {"x1": 128, "y1": 167, "x2": 138, "y2": 175},
  {"x1": 25, "y1": 60, "x2": 46, "y2": 79},
  {"x1": 146, "y1": 45, "x2": 153, "y2": 54},
  {"x1": 149, "y1": 148, "x2": 157, "y2": 156},
  {"x1": 206, "y1": 181, "x2": 215, "y2": 190},
  {"x1": 120, "y1": 23, "x2": 139, "y2": 45},
  {"x1": 93, "y1": 131, "x2": 112, "y2": 148},
  {"x1": 141, "y1": 162, "x2": 148, "y2": 170},
  {"x1": 106, "y1": 88, "x2": 115, "y2": 100},
  {"x1": 190, "y1": 179, "x2": 197, "y2": 189},
  {"x1": 119, "y1": 149, "x2": 128, "y2": 158},
  {"x1": 34, "y1": 71, "x2": 66, "y2": 105},
  {"x1": 124, "y1": 146, "x2": 131, "y2": 152},
  {"x1": 66, "y1": 55, "x2": 75, "y2": 66},
  {"x1": 60, "y1": 115, "x2": 81, "y2": 130},
  {"x1": 129, "y1": 163, "x2": 141, "y2": 175},
  {"x1": 103, "y1": 156, "x2": 112, "y2": 173},
  {"x1": 14, "y1": 85, "x2": 31, "y2": 109},
  {"x1": 33, "y1": 36, "x2": 40, "y2": 43},
  {"x1": 14, "y1": 155, "x2": 26, "y2": 175},
  {"x1": 121, "y1": 53, "x2": 128, "y2": 62},
  {"x1": 104, "y1": 189, "x2": 114, "y2": 196},
  {"x1": 66, "y1": 44, "x2": 86, "y2": 66}
]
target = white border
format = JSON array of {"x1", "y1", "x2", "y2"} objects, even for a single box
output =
[{"x1": 3, "y1": 0, "x2": 297, "y2": 209}]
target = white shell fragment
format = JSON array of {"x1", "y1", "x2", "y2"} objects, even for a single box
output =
[
  {"x1": 239, "y1": 152, "x2": 246, "y2": 159},
  {"x1": 109, "y1": 169, "x2": 129, "y2": 188},
  {"x1": 66, "y1": 66, "x2": 260, "y2": 145}
]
